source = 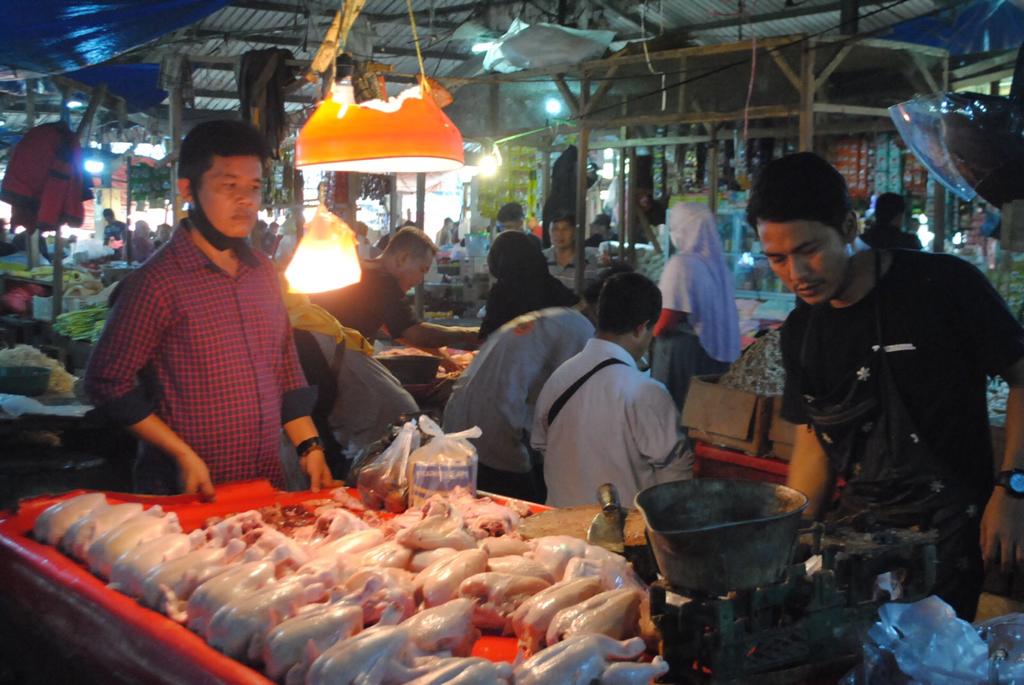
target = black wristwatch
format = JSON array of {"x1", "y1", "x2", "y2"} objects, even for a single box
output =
[
  {"x1": 296, "y1": 436, "x2": 324, "y2": 458},
  {"x1": 996, "y1": 469, "x2": 1024, "y2": 497}
]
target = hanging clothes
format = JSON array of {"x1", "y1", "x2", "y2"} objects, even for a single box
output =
[
  {"x1": 541, "y1": 145, "x2": 598, "y2": 247},
  {"x1": 0, "y1": 122, "x2": 92, "y2": 231},
  {"x1": 237, "y1": 48, "x2": 297, "y2": 159}
]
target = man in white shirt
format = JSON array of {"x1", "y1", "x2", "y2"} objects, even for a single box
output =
[
  {"x1": 532, "y1": 272, "x2": 692, "y2": 507},
  {"x1": 444, "y1": 267, "x2": 630, "y2": 503}
]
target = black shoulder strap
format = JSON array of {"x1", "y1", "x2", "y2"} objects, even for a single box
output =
[{"x1": 547, "y1": 358, "x2": 628, "y2": 427}]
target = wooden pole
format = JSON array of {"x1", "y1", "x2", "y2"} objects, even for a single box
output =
[
  {"x1": 415, "y1": 172, "x2": 426, "y2": 319},
  {"x1": 25, "y1": 79, "x2": 36, "y2": 128},
  {"x1": 168, "y1": 85, "x2": 183, "y2": 224},
  {"x1": 708, "y1": 127, "x2": 720, "y2": 214},
  {"x1": 575, "y1": 77, "x2": 590, "y2": 297},
  {"x1": 799, "y1": 39, "x2": 816, "y2": 152},
  {"x1": 932, "y1": 183, "x2": 946, "y2": 253},
  {"x1": 626, "y1": 147, "x2": 637, "y2": 264},
  {"x1": 52, "y1": 227, "x2": 63, "y2": 321},
  {"x1": 617, "y1": 147, "x2": 627, "y2": 263},
  {"x1": 389, "y1": 175, "x2": 401, "y2": 232}
]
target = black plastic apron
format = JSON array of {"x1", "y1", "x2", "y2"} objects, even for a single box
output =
[{"x1": 798, "y1": 251, "x2": 983, "y2": 616}]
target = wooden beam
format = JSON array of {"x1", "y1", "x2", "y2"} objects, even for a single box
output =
[
  {"x1": 583, "y1": 65, "x2": 619, "y2": 116},
  {"x1": 910, "y1": 53, "x2": 940, "y2": 93},
  {"x1": 816, "y1": 35, "x2": 948, "y2": 59},
  {"x1": 575, "y1": 76, "x2": 590, "y2": 295},
  {"x1": 951, "y1": 49, "x2": 1016, "y2": 79},
  {"x1": 190, "y1": 55, "x2": 436, "y2": 85},
  {"x1": 554, "y1": 76, "x2": 580, "y2": 117},
  {"x1": 685, "y1": 2, "x2": 853, "y2": 32},
  {"x1": 769, "y1": 50, "x2": 802, "y2": 92},
  {"x1": 189, "y1": 29, "x2": 469, "y2": 62},
  {"x1": 228, "y1": 0, "x2": 462, "y2": 28},
  {"x1": 799, "y1": 41, "x2": 815, "y2": 151},
  {"x1": 813, "y1": 102, "x2": 890, "y2": 117},
  {"x1": 953, "y1": 67, "x2": 1015, "y2": 91},
  {"x1": 75, "y1": 83, "x2": 107, "y2": 141},
  {"x1": 589, "y1": 104, "x2": 800, "y2": 129},
  {"x1": 814, "y1": 44, "x2": 853, "y2": 93},
  {"x1": 193, "y1": 87, "x2": 315, "y2": 103}
]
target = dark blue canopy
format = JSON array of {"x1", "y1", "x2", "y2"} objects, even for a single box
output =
[
  {"x1": 881, "y1": 0, "x2": 1024, "y2": 56},
  {"x1": 0, "y1": 1, "x2": 228, "y2": 76},
  {"x1": 66, "y1": 63, "x2": 167, "y2": 111}
]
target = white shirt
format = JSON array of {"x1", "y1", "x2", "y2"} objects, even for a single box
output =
[
  {"x1": 532, "y1": 338, "x2": 692, "y2": 508},
  {"x1": 443, "y1": 308, "x2": 595, "y2": 474}
]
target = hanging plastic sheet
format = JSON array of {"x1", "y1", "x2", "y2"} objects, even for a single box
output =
[
  {"x1": 0, "y1": 0, "x2": 230, "y2": 77},
  {"x1": 880, "y1": 0, "x2": 1024, "y2": 56}
]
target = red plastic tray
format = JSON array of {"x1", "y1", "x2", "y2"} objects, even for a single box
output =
[
  {"x1": 0, "y1": 481, "x2": 521, "y2": 684},
  {"x1": 694, "y1": 442, "x2": 790, "y2": 484}
]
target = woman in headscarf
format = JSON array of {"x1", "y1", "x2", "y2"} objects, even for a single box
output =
[
  {"x1": 652, "y1": 202, "x2": 741, "y2": 409},
  {"x1": 479, "y1": 230, "x2": 578, "y2": 340},
  {"x1": 130, "y1": 220, "x2": 156, "y2": 263}
]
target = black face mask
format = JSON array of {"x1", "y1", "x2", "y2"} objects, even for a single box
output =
[{"x1": 187, "y1": 187, "x2": 251, "y2": 253}]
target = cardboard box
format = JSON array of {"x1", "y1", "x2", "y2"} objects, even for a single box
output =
[
  {"x1": 769, "y1": 397, "x2": 799, "y2": 462},
  {"x1": 681, "y1": 375, "x2": 773, "y2": 456}
]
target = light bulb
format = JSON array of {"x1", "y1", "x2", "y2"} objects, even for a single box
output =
[
  {"x1": 545, "y1": 98, "x2": 562, "y2": 116},
  {"x1": 84, "y1": 159, "x2": 105, "y2": 174},
  {"x1": 479, "y1": 155, "x2": 499, "y2": 177}
]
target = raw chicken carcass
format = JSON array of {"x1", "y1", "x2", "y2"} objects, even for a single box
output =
[
  {"x1": 513, "y1": 634, "x2": 647, "y2": 685},
  {"x1": 511, "y1": 577, "x2": 604, "y2": 655},
  {"x1": 342, "y1": 567, "x2": 418, "y2": 625},
  {"x1": 478, "y1": 537, "x2": 531, "y2": 558},
  {"x1": 312, "y1": 528, "x2": 386, "y2": 561},
  {"x1": 601, "y1": 657, "x2": 670, "y2": 685},
  {"x1": 403, "y1": 598, "x2": 479, "y2": 656},
  {"x1": 262, "y1": 601, "x2": 363, "y2": 685},
  {"x1": 206, "y1": 574, "x2": 328, "y2": 661},
  {"x1": 409, "y1": 547, "x2": 458, "y2": 573},
  {"x1": 403, "y1": 657, "x2": 514, "y2": 685},
  {"x1": 33, "y1": 492, "x2": 107, "y2": 545},
  {"x1": 546, "y1": 588, "x2": 642, "y2": 645},
  {"x1": 562, "y1": 556, "x2": 644, "y2": 592},
  {"x1": 458, "y1": 572, "x2": 552, "y2": 632},
  {"x1": 142, "y1": 542, "x2": 244, "y2": 617},
  {"x1": 530, "y1": 535, "x2": 590, "y2": 580},
  {"x1": 108, "y1": 531, "x2": 196, "y2": 597},
  {"x1": 359, "y1": 541, "x2": 413, "y2": 569},
  {"x1": 85, "y1": 508, "x2": 182, "y2": 578},
  {"x1": 486, "y1": 555, "x2": 554, "y2": 583},
  {"x1": 329, "y1": 487, "x2": 368, "y2": 512},
  {"x1": 204, "y1": 510, "x2": 264, "y2": 546},
  {"x1": 186, "y1": 559, "x2": 276, "y2": 636},
  {"x1": 317, "y1": 507, "x2": 369, "y2": 540},
  {"x1": 396, "y1": 512, "x2": 477, "y2": 551},
  {"x1": 447, "y1": 489, "x2": 523, "y2": 539},
  {"x1": 60, "y1": 502, "x2": 144, "y2": 560},
  {"x1": 304, "y1": 625, "x2": 415, "y2": 685},
  {"x1": 416, "y1": 548, "x2": 488, "y2": 607}
]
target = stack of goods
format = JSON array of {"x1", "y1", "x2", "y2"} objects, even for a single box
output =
[
  {"x1": 31, "y1": 486, "x2": 667, "y2": 684},
  {"x1": 902, "y1": 150, "x2": 928, "y2": 197},
  {"x1": 478, "y1": 145, "x2": 538, "y2": 221},
  {"x1": 873, "y1": 135, "x2": 903, "y2": 196},
  {"x1": 718, "y1": 329, "x2": 785, "y2": 396},
  {"x1": 53, "y1": 305, "x2": 108, "y2": 343},
  {"x1": 832, "y1": 138, "x2": 871, "y2": 200},
  {"x1": 0, "y1": 344, "x2": 76, "y2": 395}
]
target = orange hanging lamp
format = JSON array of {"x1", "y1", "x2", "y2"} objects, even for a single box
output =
[
  {"x1": 294, "y1": 0, "x2": 464, "y2": 174},
  {"x1": 294, "y1": 79, "x2": 464, "y2": 173}
]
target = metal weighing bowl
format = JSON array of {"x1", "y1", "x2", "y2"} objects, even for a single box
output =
[
  {"x1": 0, "y1": 366, "x2": 52, "y2": 396},
  {"x1": 635, "y1": 478, "x2": 808, "y2": 595}
]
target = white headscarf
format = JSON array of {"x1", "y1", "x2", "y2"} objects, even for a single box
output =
[{"x1": 658, "y1": 202, "x2": 740, "y2": 363}]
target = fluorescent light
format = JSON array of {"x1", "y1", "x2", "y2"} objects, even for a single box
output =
[
  {"x1": 0, "y1": 119, "x2": 6, "y2": 127},
  {"x1": 479, "y1": 154, "x2": 499, "y2": 177},
  {"x1": 110, "y1": 142, "x2": 133, "y2": 154},
  {"x1": 471, "y1": 41, "x2": 496, "y2": 54},
  {"x1": 84, "y1": 159, "x2": 105, "y2": 174},
  {"x1": 545, "y1": 98, "x2": 562, "y2": 115},
  {"x1": 66, "y1": 99, "x2": 85, "y2": 110}
]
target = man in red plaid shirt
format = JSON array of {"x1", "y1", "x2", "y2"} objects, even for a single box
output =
[{"x1": 86, "y1": 121, "x2": 335, "y2": 499}]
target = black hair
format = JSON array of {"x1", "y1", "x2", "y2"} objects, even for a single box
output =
[
  {"x1": 497, "y1": 202, "x2": 524, "y2": 223},
  {"x1": 178, "y1": 120, "x2": 269, "y2": 190},
  {"x1": 873, "y1": 192, "x2": 905, "y2": 227},
  {"x1": 552, "y1": 212, "x2": 575, "y2": 225},
  {"x1": 746, "y1": 152, "x2": 851, "y2": 233},
  {"x1": 584, "y1": 264, "x2": 633, "y2": 304},
  {"x1": 102, "y1": 208, "x2": 115, "y2": 219},
  {"x1": 591, "y1": 213, "x2": 612, "y2": 228},
  {"x1": 597, "y1": 272, "x2": 661, "y2": 334},
  {"x1": 384, "y1": 226, "x2": 437, "y2": 259}
]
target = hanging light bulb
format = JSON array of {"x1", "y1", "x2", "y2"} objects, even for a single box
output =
[
  {"x1": 295, "y1": 78, "x2": 465, "y2": 174},
  {"x1": 284, "y1": 205, "x2": 363, "y2": 294}
]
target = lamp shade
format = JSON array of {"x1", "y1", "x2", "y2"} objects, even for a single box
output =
[
  {"x1": 295, "y1": 82, "x2": 465, "y2": 174},
  {"x1": 284, "y1": 205, "x2": 362, "y2": 294}
]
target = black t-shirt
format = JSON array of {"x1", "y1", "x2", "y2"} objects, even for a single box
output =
[
  {"x1": 781, "y1": 249, "x2": 1024, "y2": 498},
  {"x1": 861, "y1": 224, "x2": 923, "y2": 250},
  {"x1": 310, "y1": 265, "x2": 418, "y2": 341}
]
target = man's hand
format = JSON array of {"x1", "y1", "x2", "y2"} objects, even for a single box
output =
[
  {"x1": 981, "y1": 487, "x2": 1024, "y2": 571},
  {"x1": 301, "y1": 448, "x2": 338, "y2": 492},
  {"x1": 176, "y1": 451, "x2": 215, "y2": 501}
]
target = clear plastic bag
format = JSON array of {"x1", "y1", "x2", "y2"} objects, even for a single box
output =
[
  {"x1": 406, "y1": 415, "x2": 481, "y2": 507},
  {"x1": 354, "y1": 419, "x2": 420, "y2": 512}
]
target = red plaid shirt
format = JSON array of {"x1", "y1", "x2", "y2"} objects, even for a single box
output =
[{"x1": 85, "y1": 223, "x2": 314, "y2": 491}]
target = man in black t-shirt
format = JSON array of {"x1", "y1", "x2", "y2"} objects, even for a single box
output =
[
  {"x1": 748, "y1": 152, "x2": 1024, "y2": 619},
  {"x1": 305, "y1": 228, "x2": 479, "y2": 458},
  {"x1": 861, "y1": 192, "x2": 923, "y2": 251}
]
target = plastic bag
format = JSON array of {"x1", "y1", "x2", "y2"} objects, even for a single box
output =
[
  {"x1": 406, "y1": 415, "x2": 481, "y2": 507},
  {"x1": 354, "y1": 420, "x2": 420, "y2": 512}
]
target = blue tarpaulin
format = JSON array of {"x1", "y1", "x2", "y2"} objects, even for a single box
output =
[
  {"x1": 0, "y1": 1, "x2": 229, "y2": 76},
  {"x1": 881, "y1": 0, "x2": 1024, "y2": 56},
  {"x1": 65, "y1": 64, "x2": 167, "y2": 111}
]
